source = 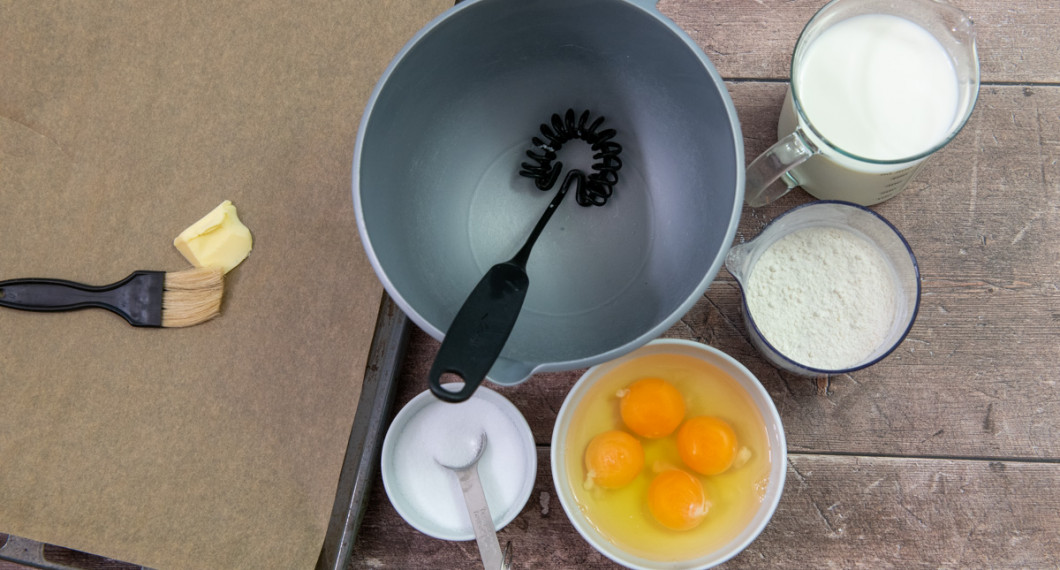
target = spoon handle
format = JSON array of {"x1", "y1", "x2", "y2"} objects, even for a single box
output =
[{"x1": 455, "y1": 465, "x2": 503, "y2": 570}]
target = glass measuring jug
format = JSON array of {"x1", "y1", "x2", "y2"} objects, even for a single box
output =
[
  {"x1": 745, "y1": 0, "x2": 979, "y2": 207},
  {"x1": 725, "y1": 201, "x2": 921, "y2": 376}
]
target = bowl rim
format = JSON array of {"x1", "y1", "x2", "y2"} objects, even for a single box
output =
[
  {"x1": 381, "y1": 384, "x2": 537, "y2": 541},
  {"x1": 550, "y1": 339, "x2": 787, "y2": 569}
]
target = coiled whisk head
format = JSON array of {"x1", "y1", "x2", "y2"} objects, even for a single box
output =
[{"x1": 518, "y1": 109, "x2": 623, "y2": 207}]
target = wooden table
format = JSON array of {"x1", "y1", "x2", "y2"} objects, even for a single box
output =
[
  {"x1": 350, "y1": 0, "x2": 1060, "y2": 568},
  {"x1": 2, "y1": 1, "x2": 1055, "y2": 569}
]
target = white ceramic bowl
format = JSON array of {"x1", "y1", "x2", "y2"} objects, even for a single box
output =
[
  {"x1": 551, "y1": 339, "x2": 786, "y2": 569},
  {"x1": 381, "y1": 384, "x2": 536, "y2": 540}
]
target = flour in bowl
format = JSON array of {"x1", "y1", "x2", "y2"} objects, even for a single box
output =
[{"x1": 745, "y1": 226, "x2": 898, "y2": 370}]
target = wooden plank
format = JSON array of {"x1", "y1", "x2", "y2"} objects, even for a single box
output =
[
  {"x1": 741, "y1": 454, "x2": 1060, "y2": 568},
  {"x1": 350, "y1": 451, "x2": 1060, "y2": 568},
  {"x1": 349, "y1": 2, "x2": 1060, "y2": 569},
  {"x1": 391, "y1": 83, "x2": 1060, "y2": 460},
  {"x1": 715, "y1": 82, "x2": 1060, "y2": 459},
  {"x1": 658, "y1": 0, "x2": 1060, "y2": 84}
]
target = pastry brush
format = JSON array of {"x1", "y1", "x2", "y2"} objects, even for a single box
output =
[{"x1": 0, "y1": 267, "x2": 223, "y2": 327}]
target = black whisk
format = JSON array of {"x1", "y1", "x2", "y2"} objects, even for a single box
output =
[
  {"x1": 519, "y1": 109, "x2": 623, "y2": 206},
  {"x1": 428, "y1": 109, "x2": 624, "y2": 403}
]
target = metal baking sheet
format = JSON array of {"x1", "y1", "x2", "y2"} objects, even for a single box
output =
[{"x1": 0, "y1": 295, "x2": 410, "y2": 570}]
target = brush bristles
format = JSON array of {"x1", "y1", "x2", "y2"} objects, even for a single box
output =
[{"x1": 161, "y1": 267, "x2": 224, "y2": 328}]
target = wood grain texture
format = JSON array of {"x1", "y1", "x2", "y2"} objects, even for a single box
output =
[
  {"x1": 330, "y1": 0, "x2": 1060, "y2": 566},
  {"x1": 658, "y1": 0, "x2": 1060, "y2": 83},
  {"x1": 317, "y1": 1, "x2": 1060, "y2": 567},
  {"x1": 357, "y1": 78, "x2": 1060, "y2": 566},
  {"x1": 389, "y1": 75, "x2": 1060, "y2": 461},
  {"x1": 724, "y1": 83, "x2": 1060, "y2": 459},
  {"x1": 350, "y1": 451, "x2": 1060, "y2": 568}
]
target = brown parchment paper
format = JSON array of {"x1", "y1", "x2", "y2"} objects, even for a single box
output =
[{"x1": 0, "y1": 1, "x2": 448, "y2": 568}]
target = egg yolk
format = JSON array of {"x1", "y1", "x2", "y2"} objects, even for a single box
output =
[
  {"x1": 584, "y1": 430, "x2": 644, "y2": 490},
  {"x1": 647, "y1": 469, "x2": 709, "y2": 531},
  {"x1": 677, "y1": 416, "x2": 738, "y2": 476},
  {"x1": 619, "y1": 377, "x2": 685, "y2": 438}
]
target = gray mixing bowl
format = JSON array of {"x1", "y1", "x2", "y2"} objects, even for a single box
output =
[{"x1": 353, "y1": 0, "x2": 744, "y2": 386}]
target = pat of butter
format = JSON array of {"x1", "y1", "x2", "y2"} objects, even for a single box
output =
[{"x1": 174, "y1": 200, "x2": 253, "y2": 273}]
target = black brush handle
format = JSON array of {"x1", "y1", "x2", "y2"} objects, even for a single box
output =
[{"x1": 0, "y1": 271, "x2": 165, "y2": 327}]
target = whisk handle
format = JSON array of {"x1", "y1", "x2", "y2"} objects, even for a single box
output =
[{"x1": 428, "y1": 262, "x2": 529, "y2": 403}]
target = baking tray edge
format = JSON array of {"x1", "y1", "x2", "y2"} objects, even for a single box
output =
[{"x1": 315, "y1": 292, "x2": 410, "y2": 570}]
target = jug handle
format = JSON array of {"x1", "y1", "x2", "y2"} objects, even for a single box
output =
[{"x1": 745, "y1": 129, "x2": 817, "y2": 208}]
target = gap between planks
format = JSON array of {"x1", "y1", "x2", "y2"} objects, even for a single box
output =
[{"x1": 536, "y1": 444, "x2": 1060, "y2": 464}]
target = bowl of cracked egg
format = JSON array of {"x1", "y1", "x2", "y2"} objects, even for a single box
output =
[{"x1": 551, "y1": 339, "x2": 786, "y2": 569}]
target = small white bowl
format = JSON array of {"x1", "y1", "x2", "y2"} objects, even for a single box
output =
[
  {"x1": 381, "y1": 384, "x2": 536, "y2": 541},
  {"x1": 551, "y1": 339, "x2": 786, "y2": 569}
]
